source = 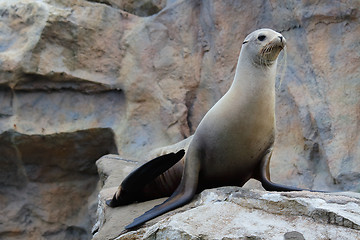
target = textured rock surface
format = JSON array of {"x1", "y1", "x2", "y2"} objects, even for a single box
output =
[
  {"x1": 117, "y1": 188, "x2": 360, "y2": 240},
  {"x1": 1, "y1": 0, "x2": 360, "y2": 239},
  {"x1": 1, "y1": 0, "x2": 360, "y2": 188},
  {"x1": 120, "y1": 187, "x2": 360, "y2": 240},
  {"x1": 93, "y1": 155, "x2": 360, "y2": 239},
  {"x1": 0, "y1": 129, "x2": 117, "y2": 240},
  {"x1": 90, "y1": 0, "x2": 167, "y2": 17}
]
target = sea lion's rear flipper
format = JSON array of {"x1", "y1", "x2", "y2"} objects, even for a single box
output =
[
  {"x1": 122, "y1": 149, "x2": 185, "y2": 190},
  {"x1": 258, "y1": 149, "x2": 305, "y2": 191},
  {"x1": 125, "y1": 151, "x2": 201, "y2": 229},
  {"x1": 106, "y1": 149, "x2": 185, "y2": 207}
]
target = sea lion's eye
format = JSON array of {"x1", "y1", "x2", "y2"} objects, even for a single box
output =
[{"x1": 258, "y1": 35, "x2": 266, "y2": 41}]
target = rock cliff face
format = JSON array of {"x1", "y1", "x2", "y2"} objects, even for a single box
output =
[{"x1": 1, "y1": 0, "x2": 359, "y2": 239}]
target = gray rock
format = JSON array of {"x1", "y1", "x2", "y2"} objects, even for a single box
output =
[
  {"x1": 97, "y1": 186, "x2": 360, "y2": 240},
  {"x1": 284, "y1": 231, "x2": 305, "y2": 240},
  {"x1": 93, "y1": 155, "x2": 360, "y2": 239},
  {"x1": 1, "y1": 0, "x2": 359, "y2": 191},
  {"x1": 0, "y1": 129, "x2": 117, "y2": 240}
]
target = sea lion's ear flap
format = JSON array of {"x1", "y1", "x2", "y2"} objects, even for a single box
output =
[
  {"x1": 242, "y1": 40, "x2": 248, "y2": 44},
  {"x1": 121, "y1": 150, "x2": 185, "y2": 191}
]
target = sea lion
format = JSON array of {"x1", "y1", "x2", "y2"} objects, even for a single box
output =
[{"x1": 107, "y1": 28, "x2": 305, "y2": 229}]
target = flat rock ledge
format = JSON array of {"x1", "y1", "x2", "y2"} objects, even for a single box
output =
[{"x1": 93, "y1": 156, "x2": 360, "y2": 240}]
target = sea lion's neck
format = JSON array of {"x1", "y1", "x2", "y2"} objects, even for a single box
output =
[
  {"x1": 233, "y1": 54, "x2": 276, "y2": 93},
  {"x1": 228, "y1": 53, "x2": 277, "y2": 117}
]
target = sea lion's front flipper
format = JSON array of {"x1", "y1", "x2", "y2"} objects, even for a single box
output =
[
  {"x1": 258, "y1": 149, "x2": 304, "y2": 191},
  {"x1": 106, "y1": 149, "x2": 185, "y2": 207},
  {"x1": 125, "y1": 151, "x2": 201, "y2": 229}
]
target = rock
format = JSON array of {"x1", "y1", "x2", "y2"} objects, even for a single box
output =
[
  {"x1": 284, "y1": 231, "x2": 305, "y2": 240},
  {"x1": 96, "y1": 186, "x2": 360, "y2": 240},
  {"x1": 0, "y1": 128, "x2": 117, "y2": 240},
  {"x1": 1, "y1": 0, "x2": 360, "y2": 189},
  {"x1": 271, "y1": 0, "x2": 360, "y2": 192},
  {"x1": 1, "y1": 0, "x2": 360, "y2": 239},
  {"x1": 93, "y1": 154, "x2": 360, "y2": 240},
  {"x1": 93, "y1": 153, "x2": 185, "y2": 239},
  {"x1": 96, "y1": 154, "x2": 140, "y2": 190},
  {"x1": 90, "y1": 0, "x2": 167, "y2": 17}
]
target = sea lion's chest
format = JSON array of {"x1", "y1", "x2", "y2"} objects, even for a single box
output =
[{"x1": 193, "y1": 93, "x2": 275, "y2": 182}]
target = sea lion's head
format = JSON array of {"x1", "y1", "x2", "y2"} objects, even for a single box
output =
[{"x1": 242, "y1": 28, "x2": 286, "y2": 66}]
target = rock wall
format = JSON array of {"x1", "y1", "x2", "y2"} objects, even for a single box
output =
[
  {"x1": 0, "y1": 0, "x2": 359, "y2": 239},
  {"x1": 0, "y1": 129, "x2": 117, "y2": 240}
]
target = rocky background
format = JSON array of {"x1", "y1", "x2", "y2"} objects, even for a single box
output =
[{"x1": 0, "y1": 0, "x2": 359, "y2": 239}]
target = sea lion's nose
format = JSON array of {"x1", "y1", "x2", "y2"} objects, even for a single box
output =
[{"x1": 278, "y1": 35, "x2": 286, "y2": 46}]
